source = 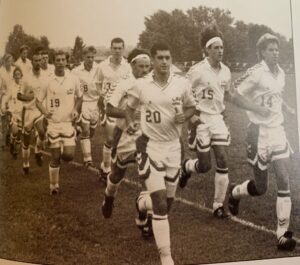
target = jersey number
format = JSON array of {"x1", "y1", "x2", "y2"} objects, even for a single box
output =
[
  {"x1": 83, "y1": 84, "x2": 88, "y2": 93},
  {"x1": 50, "y1": 99, "x2": 60, "y2": 108},
  {"x1": 260, "y1": 95, "x2": 273, "y2": 108},
  {"x1": 145, "y1": 110, "x2": 161, "y2": 123},
  {"x1": 202, "y1": 89, "x2": 214, "y2": 100}
]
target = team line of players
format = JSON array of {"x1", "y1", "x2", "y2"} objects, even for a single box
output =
[{"x1": 0, "y1": 30, "x2": 297, "y2": 264}]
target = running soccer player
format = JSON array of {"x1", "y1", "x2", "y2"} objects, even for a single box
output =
[
  {"x1": 72, "y1": 46, "x2": 100, "y2": 168},
  {"x1": 0, "y1": 54, "x2": 15, "y2": 148},
  {"x1": 15, "y1": 45, "x2": 32, "y2": 75},
  {"x1": 228, "y1": 33, "x2": 297, "y2": 251},
  {"x1": 41, "y1": 50, "x2": 55, "y2": 77},
  {"x1": 96, "y1": 37, "x2": 131, "y2": 183},
  {"x1": 36, "y1": 50, "x2": 82, "y2": 195},
  {"x1": 18, "y1": 50, "x2": 48, "y2": 174},
  {"x1": 126, "y1": 43, "x2": 196, "y2": 265},
  {"x1": 179, "y1": 24, "x2": 232, "y2": 218},
  {"x1": 101, "y1": 48, "x2": 151, "y2": 218},
  {"x1": 1, "y1": 67, "x2": 23, "y2": 158}
]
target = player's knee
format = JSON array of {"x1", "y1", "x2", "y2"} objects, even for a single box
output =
[
  {"x1": 151, "y1": 191, "x2": 168, "y2": 216},
  {"x1": 50, "y1": 159, "x2": 60, "y2": 168},
  {"x1": 80, "y1": 129, "x2": 90, "y2": 139},
  {"x1": 61, "y1": 152, "x2": 74, "y2": 162},
  {"x1": 247, "y1": 179, "x2": 267, "y2": 196},
  {"x1": 90, "y1": 128, "x2": 95, "y2": 138},
  {"x1": 196, "y1": 161, "x2": 211, "y2": 173},
  {"x1": 215, "y1": 154, "x2": 227, "y2": 169}
]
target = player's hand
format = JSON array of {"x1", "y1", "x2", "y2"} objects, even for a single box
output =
[
  {"x1": 126, "y1": 121, "x2": 139, "y2": 135},
  {"x1": 44, "y1": 112, "x2": 53, "y2": 119},
  {"x1": 72, "y1": 110, "x2": 79, "y2": 121},
  {"x1": 256, "y1": 106, "x2": 271, "y2": 117},
  {"x1": 174, "y1": 107, "x2": 185, "y2": 124}
]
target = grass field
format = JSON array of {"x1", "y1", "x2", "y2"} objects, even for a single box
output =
[{"x1": 0, "y1": 73, "x2": 300, "y2": 265}]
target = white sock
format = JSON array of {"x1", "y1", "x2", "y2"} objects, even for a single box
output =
[
  {"x1": 276, "y1": 193, "x2": 291, "y2": 239},
  {"x1": 102, "y1": 144, "x2": 111, "y2": 172},
  {"x1": 138, "y1": 191, "x2": 153, "y2": 213},
  {"x1": 22, "y1": 146, "x2": 30, "y2": 167},
  {"x1": 49, "y1": 165, "x2": 60, "y2": 188},
  {"x1": 213, "y1": 170, "x2": 229, "y2": 210},
  {"x1": 80, "y1": 138, "x2": 92, "y2": 162},
  {"x1": 185, "y1": 159, "x2": 198, "y2": 173},
  {"x1": 152, "y1": 217, "x2": 173, "y2": 265},
  {"x1": 105, "y1": 174, "x2": 121, "y2": 197},
  {"x1": 232, "y1": 180, "x2": 251, "y2": 199}
]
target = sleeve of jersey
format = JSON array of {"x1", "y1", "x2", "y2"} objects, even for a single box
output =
[
  {"x1": 74, "y1": 76, "x2": 83, "y2": 98},
  {"x1": 183, "y1": 81, "x2": 197, "y2": 107},
  {"x1": 126, "y1": 83, "x2": 141, "y2": 109},
  {"x1": 107, "y1": 84, "x2": 123, "y2": 107},
  {"x1": 186, "y1": 68, "x2": 201, "y2": 86},
  {"x1": 234, "y1": 67, "x2": 260, "y2": 96}
]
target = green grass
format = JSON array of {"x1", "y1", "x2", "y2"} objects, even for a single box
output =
[{"x1": 0, "y1": 74, "x2": 300, "y2": 265}]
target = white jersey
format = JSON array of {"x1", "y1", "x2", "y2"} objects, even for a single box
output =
[
  {"x1": 22, "y1": 70, "x2": 48, "y2": 110},
  {"x1": 37, "y1": 72, "x2": 82, "y2": 123},
  {"x1": 96, "y1": 56, "x2": 131, "y2": 99},
  {"x1": 15, "y1": 57, "x2": 32, "y2": 75},
  {"x1": 6, "y1": 80, "x2": 23, "y2": 114},
  {"x1": 42, "y1": 64, "x2": 55, "y2": 78},
  {"x1": 127, "y1": 73, "x2": 196, "y2": 142},
  {"x1": 186, "y1": 58, "x2": 231, "y2": 114},
  {"x1": 235, "y1": 60, "x2": 285, "y2": 127},
  {"x1": 107, "y1": 72, "x2": 137, "y2": 129},
  {"x1": 72, "y1": 62, "x2": 100, "y2": 102}
]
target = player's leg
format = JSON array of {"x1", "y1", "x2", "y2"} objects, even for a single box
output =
[
  {"x1": 22, "y1": 128, "x2": 32, "y2": 174},
  {"x1": 179, "y1": 123, "x2": 212, "y2": 188},
  {"x1": 49, "y1": 145, "x2": 61, "y2": 195},
  {"x1": 34, "y1": 116, "x2": 46, "y2": 166},
  {"x1": 212, "y1": 144, "x2": 229, "y2": 218},
  {"x1": 79, "y1": 118, "x2": 93, "y2": 167}
]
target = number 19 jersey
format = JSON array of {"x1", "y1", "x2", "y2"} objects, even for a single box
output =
[{"x1": 127, "y1": 74, "x2": 196, "y2": 142}]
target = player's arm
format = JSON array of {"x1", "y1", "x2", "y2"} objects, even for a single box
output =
[
  {"x1": 17, "y1": 82, "x2": 34, "y2": 102},
  {"x1": 106, "y1": 103, "x2": 126, "y2": 118},
  {"x1": 125, "y1": 85, "x2": 141, "y2": 134},
  {"x1": 72, "y1": 77, "x2": 83, "y2": 120},
  {"x1": 282, "y1": 100, "x2": 296, "y2": 115}
]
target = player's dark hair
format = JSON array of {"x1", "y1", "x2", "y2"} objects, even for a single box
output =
[
  {"x1": 41, "y1": 50, "x2": 49, "y2": 56},
  {"x1": 83, "y1": 46, "x2": 97, "y2": 56},
  {"x1": 150, "y1": 42, "x2": 171, "y2": 57},
  {"x1": 111, "y1": 37, "x2": 125, "y2": 47},
  {"x1": 127, "y1": 48, "x2": 150, "y2": 64},
  {"x1": 13, "y1": 67, "x2": 23, "y2": 78},
  {"x1": 32, "y1": 47, "x2": 43, "y2": 56},
  {"x1": 200, "y1": 23, "x2": 223, "y2": 49},
  {"x1": 53, "y1": 50, "x2": 66, "y2": 61}
]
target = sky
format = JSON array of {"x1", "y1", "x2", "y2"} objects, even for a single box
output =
[{"x1": 0, "y1": 0, "x2": 295, "y2": 54}]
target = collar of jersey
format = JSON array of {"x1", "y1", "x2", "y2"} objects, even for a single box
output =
[
  {"x1": 106, "y1": 56, "x2": 127, "y2": 66},
  {"x1": 203, "y1": 57, "x2": 224, "y2": 72},
  {"x1": 261, "y1": 60, "x2": 281, "y2": 75},
  {"x1": 151, "y1": 72, "x2": 173, "y2": 89}
]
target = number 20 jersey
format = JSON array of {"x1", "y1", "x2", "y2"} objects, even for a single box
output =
[
  {"x1": 234, "y1": 60, "x2": 285, "y2": 127},
  {"x1": 127, "y1": 73, "x2": 196, "y2": 142},
  {"x1": 186, "y1": 58, "x2": 231, "y2": 115}
]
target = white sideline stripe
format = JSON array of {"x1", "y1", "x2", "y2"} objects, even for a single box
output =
[{"x1": 35, "y1": 147, "x2": 300, "y2": 244}]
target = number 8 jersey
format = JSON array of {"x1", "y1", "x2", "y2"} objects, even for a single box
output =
[
  {"x1": 37, "y1": 72, "x2": 82, "y2": 123},
  {"x1": 186, "y1": 58, "x2": 231, "y2": 115},
  {"x1": 234, "y1": 60, "x2": 285, "y2": 127}
]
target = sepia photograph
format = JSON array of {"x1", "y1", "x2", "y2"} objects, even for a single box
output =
[{"x1": 0, "y1": 0, "x2": 300, "y2": 264}]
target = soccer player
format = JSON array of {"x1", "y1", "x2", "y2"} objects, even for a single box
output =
[
  {"x1": 126, "y1": 43, "x2": 196, "y2": 265},
  {"x1": 0, "y1": 54, "x2": 15, "y2": 148},
  {"x1": 96, "y1": 37, "x2": 131, "y2": 183},
  {"x1": 72, "y1": 46, "x2": 100, "y2": 168},
  {"x1": 228, "y1": 33, "x2": 297, "y2": 250},
  {"x1": 15, "y1": 45, "x2": 32, "y2": 75},
  {"x1": 18, "y1": 50, "x2": 48, "y2": 173},
  {"x1": 179, "y1": 24, "x2": 232, "y2": 218},
  {"x1": 1, "y1": 67, "x2": 23, "y2": 158},
  {"x1": 101, "y1": 48, "x2": 151, "y2": 219},
  {"x1": 41, "y1": 50, "x2": 55, "y2": 77},
  {"x1": 36, "y1": 50, "x2": 82, "y2": 195}
]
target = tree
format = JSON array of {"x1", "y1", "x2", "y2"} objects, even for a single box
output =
[
  {"x1": 5, "y1": 24, "x2": 50, "y2": 60},
  {"x1": 71, "y1": 36, "x2": 85, "y2": 64}
]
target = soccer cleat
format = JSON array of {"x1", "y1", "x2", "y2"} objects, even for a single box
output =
[
  {"x1": 102, "y1": 194, "x2": 114, "y2": 218},
  {"x1": 35, "y1": 153, "x2": 43, "y2": 167},
  {"x1": 141, "y1": 214, "x2": 153, "y2": 239},
  {"x1": 228, "y1": 184, "x2": 240, "y2": 216},
  {"x1": 83, "y1": 161, "x2": 95, "y2": 169},
  {"x1": 178, "y1": 159, "x2": 191, "y2": 188},
  {"x1": 277, "y1": 231, "x2": 296, "y2": 251},
  {"x1": 213, "y1": 206, "x2": 229, "y2": 219},
  {"x1": 50, "y1": 188, "x2": 59, "y2": 195},
  {"x1": 23, "y1": 166, "x2": 30, "y2": 175},
  {"x1": 99, "y1": 168, "x2": 109, "y2": 186}
]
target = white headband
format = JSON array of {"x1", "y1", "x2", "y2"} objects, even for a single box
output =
[
  {"x1": 131, "y1": 54, "x2": 151, "y2": 63},
  {"x1": 205, "y1": 37, "x2": 223, "y2": 48}
]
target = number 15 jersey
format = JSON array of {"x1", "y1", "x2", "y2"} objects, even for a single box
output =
[
  {"x1": 37, "y1": 72, "x2": 82, "y2": 123},
  {"x1": 127, "y1": 73, "x2": 195, "y2": 142}
]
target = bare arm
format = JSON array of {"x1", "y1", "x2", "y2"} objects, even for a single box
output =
[
  {"x1": 36, "y1": 99, "x2": 52, "y2": 119},
  {"x1": 106, "y1": 103, "x2": 126, "y2": 119}
]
